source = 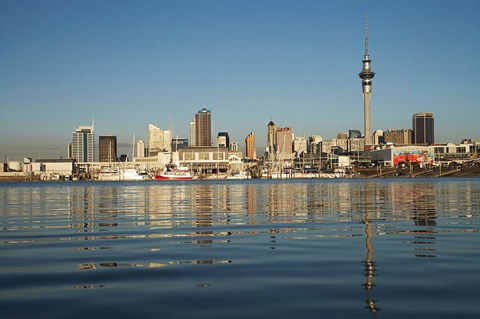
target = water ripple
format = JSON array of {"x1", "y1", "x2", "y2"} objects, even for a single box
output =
[{"x1": 1, "y1": 179, "x2": 480, "y2": 319}]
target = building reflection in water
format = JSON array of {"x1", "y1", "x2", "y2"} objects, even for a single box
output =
[
  {"x1": 51, "y1": 180, "x2": 478, "y2": 263},
  {"x1": 389, "y1": 182, "x2": 438, "y2": 258},
  {"x1": 363, "y1": 182, "x2": 380, "y2": 317},
  {"x1": 411, "y1": 183, "x2": 437, "y2": 258}
]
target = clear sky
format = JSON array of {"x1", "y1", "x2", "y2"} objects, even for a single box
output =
[{"x1": 1, "y1": 0, "x2": 479, "y2": 160}]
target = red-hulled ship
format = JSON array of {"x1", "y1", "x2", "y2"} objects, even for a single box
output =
[{"x1": 154, "y1": 166, "x2": 193, "y2": 180}]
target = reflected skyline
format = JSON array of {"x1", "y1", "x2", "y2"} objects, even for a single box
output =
[
  {"x1": 2, "y1": 180, "x2": 479, "y2": 235},
  {"x1": 1, "y1": 179, "x2": 480, "y2": 319}
]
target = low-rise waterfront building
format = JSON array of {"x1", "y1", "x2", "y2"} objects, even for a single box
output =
[
  {"x1": 32, "y1": 159, "x2": 77, "y2": 179},
  {"x1": 370, "y1": 145, "x2": 435, "y2": 167},
  {"x1": 433, "y1": 142, "x2": 480, "y2": 164},
  {"x1": 179, "y1": 146, "x2": 229, "y2": 175}
]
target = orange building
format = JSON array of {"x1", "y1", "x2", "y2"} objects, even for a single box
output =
[{"x1": 245, "y1": 132, "x2": 256, "y2": 159}]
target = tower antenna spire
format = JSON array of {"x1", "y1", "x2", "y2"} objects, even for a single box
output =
[{"x1": 365, "y1": 12, "x2": 369, "y2": 56}]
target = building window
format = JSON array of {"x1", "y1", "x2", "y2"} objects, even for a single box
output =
[
  {"x1": 199, "y1": 152, "x2": 210, "y2": 161},
  {"x1": 213, "y1": 153, "x2": 225, "y2": 160}
]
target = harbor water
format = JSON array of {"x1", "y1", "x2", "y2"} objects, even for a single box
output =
[{"x1": 1, "y1": 178, "x2": 479, "y2": 318}]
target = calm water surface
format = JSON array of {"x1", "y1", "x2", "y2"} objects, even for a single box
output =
[{"x1": 1, "y1": 178, "x2": 479, "y2": 318}]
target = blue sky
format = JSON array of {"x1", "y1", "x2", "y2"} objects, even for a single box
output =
[{"x1": 1, "y1": 0, "x2": 479, "y2": 160}]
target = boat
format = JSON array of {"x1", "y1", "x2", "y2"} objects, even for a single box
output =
[
  {"x1": 154, "y1": 165, "x2": 192, "y2": 180},
  {"x1": 98, "y1": 167, "x2": 147, "y2": 181},
  {"x1": 334, "y1": 167, "x2": 346, "y2": 178},
  {"x1": 121, "y1": 168, "x2": 147, "y2": 181},
  {"x1": 98, "y1": 168, "x2": 120, "y2": 181},
  {"x1": 226, "y1": 171, "x2": 249, "y2": 179}
]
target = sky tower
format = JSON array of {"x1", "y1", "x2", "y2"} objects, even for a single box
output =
[{"x1": 359, "y1": 18, "x2": 375, "y2": 147}]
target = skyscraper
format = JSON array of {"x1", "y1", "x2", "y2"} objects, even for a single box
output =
[
  {"x1": 384, "y1": 129, "x2": 412, "y2": 145},
  {"x1": 71, "y1": 125, "x2": 94, "y2": 163},
  {"x1": 195, "y1": 107, "x2": 211, "y2": 147},
  {"x1": 294, "y1": 136, "x2": 307, "y2": 155},
  {"x1": 359, "y1": 18, "x2": 375, "y2": 146},
  {"x1": 267, "y1": 121, "x2": 277, "y2": 160},
  {"x1": 99, "y1": 135, "x2": 117, "y2": 162},
  {"x1": 148, "y1": 124, "x2": 171, "y2": 155},
  {"x1": 276, "y1": 127, "x2": 293, "y2": 159},
  {"x1": 245, "y1": 132, "x2": 256, "y2": 159},
  {"x1": 217, "y1": 132, "x2": 230, "y2": 148},
  {"x1": 412, "y1": 113, "x2": 434, "y2": 145},
  {"x1": 189, "y1": 118, "x2": 196, "y2": 147}
]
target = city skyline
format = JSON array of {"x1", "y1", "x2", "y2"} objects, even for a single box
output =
[{"x1": 1, "y1": 0, "x2": 479, "y2": 160}]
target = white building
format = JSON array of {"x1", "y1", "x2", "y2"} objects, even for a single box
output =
[
  {"x1": 189, "y1": 118, "x2": 196, "y2": 147},
  {"x1": 136, "y1": 140, "x2": 145, "y2": 158},
  {"x1": 32, "y1": 159, "x2": 76, "y2": 178},
  {"x1": 308, "y1": 135, "x2": 322, "y2": 154},
  {"x1": 370, "y1": 145, "x2": 435, "y2": 167},
  {"x1": 294, "y1": 136, "x2": 307, "y2": 155},
  {"x1": 348, "y1": 138, "x2": 365, "y2": 152},
  {"x1": 322, "y1": 138, "x2": 348, "y2": 154},
  {"x1": 134, "y1": 152, "x2": 175, "y2": 170},
  {"x1": 179, "y1": 146, "x2": 229, "y2": 174},
  {"x1": 230, "y1": 142, "x2": 240, "y2": 152},
  {"x1": 70, "y1": 125, "x2": 94, "y2": 163},
  {"x1": 373, "y1": 129, "x2": 384, "y2": 145},
  {"x1": 148, "y1": 124, "x2": 172, "y2": 155}
]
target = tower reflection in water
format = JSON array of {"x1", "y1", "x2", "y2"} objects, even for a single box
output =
[
  {"x1": 363, "y1": 182, "x2": 379, "y2": 317},
  {"x1": 364, "y1": 217, "x2": 379, "y2": 316}
]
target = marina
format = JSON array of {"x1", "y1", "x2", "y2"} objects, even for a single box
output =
[{"x1": 1, "y1": 178, "x2": 479, "y2": 318}]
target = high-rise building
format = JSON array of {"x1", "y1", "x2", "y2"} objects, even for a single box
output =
[
  {"x1": 308, "y1": 135, "x2": 322, "y2": 155},
  {"x1": 148, "y1": 124, "x2": 171, "y2": 155},
  {"x1": 348, "y1": 138, "x2": 365, "y2": 152},
  {"x1": 195, "y1": 107, "x2": 211, "y2": 147},
  {"x1": 294, "y1": 136, "x2": 307, "y2": 155},
  {"x1": 276, "y1": 127, "x2": 293, "y2": 159},
  {"x1": 71, "y1": 125, "x2": 94, "y2": 163},
  {"x1": 245, "y1": 132, "x2": 256, "y2": 159},
  {"x1": 267, "y1": 121, "x2": 277, "y2": 160},
  {"x1": 359, "y1": 18, "x2": 375, "y2": 146},
  {"x1": 217, "y1": 132, "x2": 230, "y2": 148},
  {"x1": 99, "y1": 135, "x2": 117, "y2": 162},
  {"x1": 189, "y1": 118, "x2": 196, "y2": 147},
  {"x1": 412, "y1": 113, "x2": 434, "y2": 145},
  {"x1": 137, "y1": 140, "x2": 145, "y2": 158},
  {"x1": 384, "y1": 129, "x2": 412, "y2": 145},
  {"x1": 373, "y1": 130, "x2": 384, "y2": 145}
]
